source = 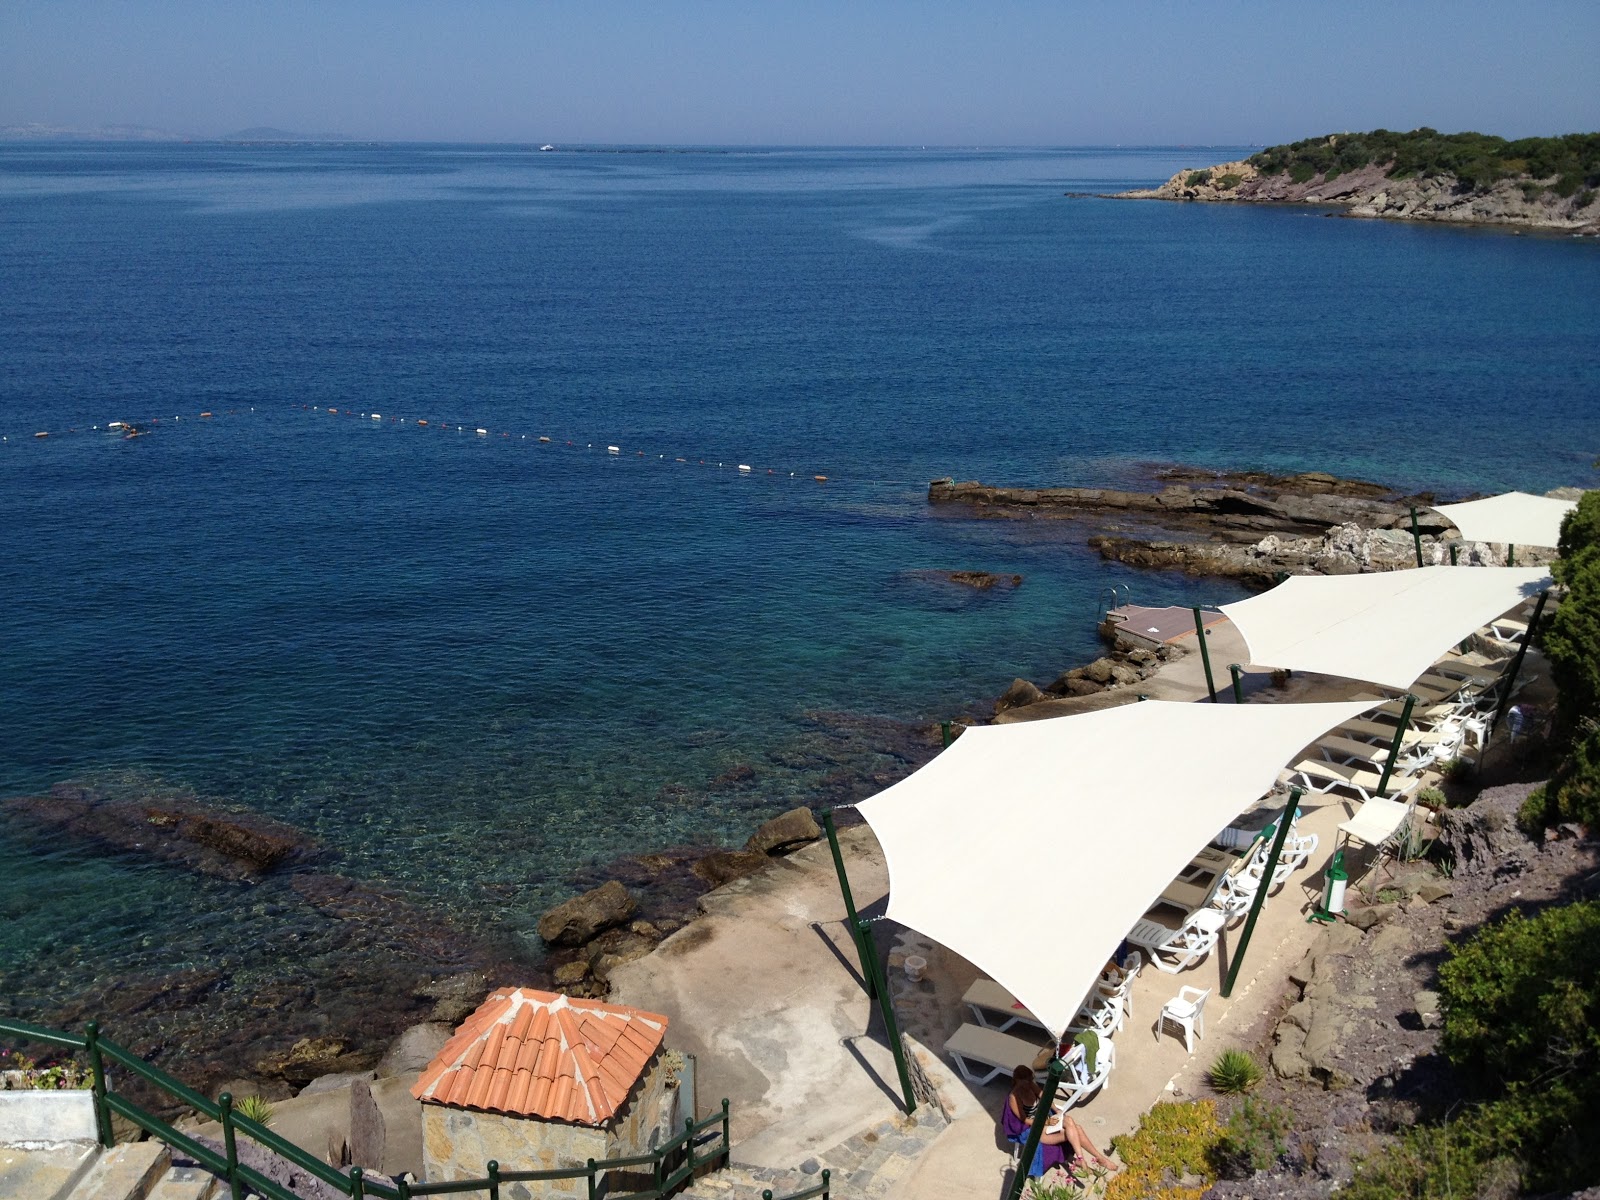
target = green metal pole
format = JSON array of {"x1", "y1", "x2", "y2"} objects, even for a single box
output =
[
  {"x1": 1507, "y1": 543, "x2": 1515, "y2": 567},
  {"x1": 1450, "y1": 543, "x2": 1459, "y2": 566},
  {"x1": 822, "y1": 1167, "x2": 831, "y2": 1198},
  {"x1": 1222, "y1": 788, "x2": 1301, "y2": 998},
  {"x1": 821, "y1": 810, "x2": 875, "y2": 999},
  {"x1": 219, "y1": 1093, "x2": 244, "y2": 1200},
  {"x1": 1228, "y1": 663, "x2": 1245, "y2": 704},
  {"x1": 1409, "y1": 507, "x2": 1424, "y2": 568},
  {"x1": 487, "y1": 1160, "x2": 501, "y2": 1200},
  {"x1": 587, "y1": 1158, "x2": 598, "y2": 1200},
  {"x1": 350, "y1": 1167, "x2": 365, "y2": 1200},
  {"x1": 1375, "y1": 694, "x2": 1417, "y2": 798},
  {"x1": 1490, "y1": 590, "x2": 1548, "y2": 739},
  {"x1": 84, "y1": 1021, "x2": 112, "y2": 1149},
  {"x1": 721, "y1": 1098, "x2": 731, "y2": 1168},
  {"x1": 1006, "y1": 1056, "x2": 1065, "y2": 1200},
  {"x1": 1192, "y1": 606, "x2": 1218, "y2": 703},
  {"x1": 685, "y1": 1117, "x2": 696, "y2": 1175},
  {"x1": 857, "y1": 917, "x2": 917, "y2": 1115},
  {"x1": 940, "y1": 720, "x2": 951, "y2": 749}
]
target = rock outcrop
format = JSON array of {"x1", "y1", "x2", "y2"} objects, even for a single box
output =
[
  {"x1": 1118, "y1": 156, "x2": 1600, "y2": 234},
  {"x1": 537, "y1": 879, "x2": 638, "y2": 947}
]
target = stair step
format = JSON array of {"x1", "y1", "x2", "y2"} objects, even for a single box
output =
[
  {"x1": 146, "y1": 1165, "x2": 218, "y2": 1200},
  {"x1": 66, "y1": 1142, "x2": 169, "y2": 1200},
  {"x1": 0, "y1": 1143, "x2": 99, "y2": 1200}
]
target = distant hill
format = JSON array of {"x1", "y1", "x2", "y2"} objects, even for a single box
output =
[
  {"x1": 220, "y1": 127, "x2": 353, "y2": 143},
  {"x1": 0, "y1": 123, "x2": 185, "y2": 142},
  {"x1": 1119, "y1": 128, "x2": 1600, "y2": 234}
]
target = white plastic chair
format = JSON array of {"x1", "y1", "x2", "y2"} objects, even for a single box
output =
[
  {"x1": 1051, "y1": 1035, "x2": 1115, "y2": 1110},
  {"x1": 1156, "y1": 986, "x2": 1210, "y2": 1052}
]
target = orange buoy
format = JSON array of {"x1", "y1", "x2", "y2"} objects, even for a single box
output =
[
  {"x1": 814, "y1": 475, "x2": 828, "y2": 482},
  {"x1": 200, "y1": 411, "x2": 213, "y2": 418},
  {"x1": 34, "y1": 431, "x2": 48, "y2": 438},
  {"x1": 417, "y1": 420, "x2": 428, "y2": 426},
  {"x1": 328, "y1": 408, "x2": 339, "y2": 414},
  {"x1": 538, "y1": 436, "x2": 551, "y2": 442}
]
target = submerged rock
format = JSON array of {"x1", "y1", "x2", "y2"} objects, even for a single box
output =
[
  {"x1": 2, "y1": 779, "x2": 316, "y2": 880},
  {"x1": 745, "y1": 807, "x2": 821, "y2": 855}
]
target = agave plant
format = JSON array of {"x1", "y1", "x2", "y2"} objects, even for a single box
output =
[
  {"x1": 233, "y1": 1094, "x2": 275, "y2": 1126},
  {"x1": 1208, "y1": 1049, "x2": 1263, "y2": 1095}
]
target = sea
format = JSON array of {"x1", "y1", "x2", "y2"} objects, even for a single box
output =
[{"x1": 1, "y1": 144, "x2": 1597, "y2": 1060}]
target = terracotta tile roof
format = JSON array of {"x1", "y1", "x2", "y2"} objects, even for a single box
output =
[{"x1": 412, "y1": 988, "x2": 669, "y2": 1126}]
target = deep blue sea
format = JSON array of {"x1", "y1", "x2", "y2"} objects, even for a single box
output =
[{"x1": 2, "y1": 144, "x2": 1597, "y2": 1049}]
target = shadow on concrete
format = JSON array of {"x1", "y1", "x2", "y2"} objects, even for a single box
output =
[{"x1": 840, "y1": 1034, "x2": 905, "y2": 1110}]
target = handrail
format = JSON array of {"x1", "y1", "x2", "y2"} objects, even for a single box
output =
[{"x1": 0, "y1": 1020, "x2": 818, "y2": 1200}]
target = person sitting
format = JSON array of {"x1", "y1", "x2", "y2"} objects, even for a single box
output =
[{"x1": 1002, "y1": 1065, "x2": 1118, "y2": 1177}]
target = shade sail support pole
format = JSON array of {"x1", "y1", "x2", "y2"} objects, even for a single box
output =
[
  {"x1": 1006, "y1": 1056, "x2": 1065, "y2": 1200},
  {"x1": 821, "y1": 810, "x2": 875, "y2": 1000},
  {"x1": 1222, "y1": 787, "x2": 1301, "y2": 998},
  {"x1": 1375, "y1": 694, "x2": 1417, "y2": 799},
  {"x1": 1409, "y1": 507, "x2": 1424, "y2": 568},
  {"x1": 1229, "y1": 663, "x2": 1245, "y2": 705},
  {"x1": 856, "y1": 917, "x2": 916, "y2": 1115},
  {"x1": 1193, "y1": 606, "x2": 1218, "y2": 703},
  {"x1": 1489, "y1": 589, "x2": 1549, "y2": 743}
]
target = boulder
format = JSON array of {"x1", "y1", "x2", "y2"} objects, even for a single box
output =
[
  {"x1": 1125, "y1": 648, "x2": 1157, "y2": 667},
  {"x1": 1436, "y1": 785, "x2": 1538, "y2": 878},
  {"x1": 538, "y1": 881, "x2": 638, "y2": 947},
  {"x1": 299, "y1": 1070, "x2": 375, "y2": 1096},
  {"x1": 1083, "y1": 658, "x2": 1117, "y2": 684},
  {"x1": 416, "y1": 973, "x2": 490, "y2": 1024},
  {"x1": 1417, "y1": 881, "x2": 1454, "y2": 904},
  {"x1": 552, "y1": 960, "x2": 591, "y2": 987},
  {"x1": 257, "y1": 1038, "x2": 373, "y2": 1088},
  {"x1": 745, "y1": 807, "x2": 822, "y2": 855},
  {"x1": 588, "y1": 933, "x2": 657, "y2": 983},
  {"x1": 1063, "y1": 678, "x2": 1105, "y2": 697},
  {"x1": 1107, "y1": 663, "x2": 1141, "y2": 687},
  {"x1": 1413, "y1": 990, "x2": 1443, "y2": 1030},
  {"x1": 349, "y1": 1079, "x2": 386, "y2": 1172},
  {"x1": 691, "y1": 849, "x2": 769, "y2": 889},
  {"x1": 1346, "y1": 903, "x2": 1395, "y2": 931},
  {"x1": 996, "y1": 678, "x2": 1046, "y2": 712},
  {"x1": 375, "y1": 1023, "x2": 453, "y2": 1079}
]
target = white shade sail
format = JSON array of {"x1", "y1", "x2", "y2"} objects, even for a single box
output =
[
  {"x1": 855, "y1": 699, "x2": 1376, "y2": 1038},
  {"x1": 1431, "y1": 492, "x2": 1577, "y2": 549},
  {"x1": 1221, "y1": 566, "x2": 1550, "y2": 692}
]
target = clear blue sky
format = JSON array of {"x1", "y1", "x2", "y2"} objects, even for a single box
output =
[{"x1": 3, "y1": 0, "x2": 1596, "y2": 144}]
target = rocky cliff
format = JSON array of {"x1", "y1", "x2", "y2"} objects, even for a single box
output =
[{"x1": 1119, "y1": 156, "x2": 1600, "y2": 234}]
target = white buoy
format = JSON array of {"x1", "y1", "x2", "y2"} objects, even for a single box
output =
[
  {"x1": 738, "y1": 464, "x2": 751, "y2": 472},
  {"x1": 372, "y1": 413, "x2": 382, "y2": 420},
  {"x1": 476, "y1": 428, "x2": 488, "y2": 435},
  {"x1": 607, "y1": 445, "x2": 620, "y2": 455}
]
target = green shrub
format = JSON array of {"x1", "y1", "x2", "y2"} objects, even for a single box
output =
[
  {"x1": 1343, "y1": 1107, "x2": 1520, "y2": 1200},
  {"x1": 1185, "y1": 169, "x2": 1212, "y2": 188},
  {"x1": 1288, "y1": 162, "x2": 1316, "y2": 184},
  {"x1": 1207, "y1": 1049, "x2": 1263, "y2": 1094},
  {"x1": 1211, "y1": 1097, "x2": 1290, "y2": 1178},
  {"x1": 1415, "y1": 785, "x2": 1447, "y2": 809},
  {"x1": 1546, "y1": 494, "x2": 1600, "y2": 737},
  {"x1": 1578, "y1": 188, "x2": 1597, "y2": 208},
  {"x1": 1516, "y1": 784, "x2": 1552, "y2": 836},
  {"x1": 1322, "y1": 165, "x2": 1342, "y2": 183},
  {"x1": 1440, "y1": 900, "x2": 1600, "y2": 1091},
  {"x1": 1543, "y1": 724, "x2": 1600, "y2": 828},
  {"x1": 1216, "y1": 173, "x2": 1242, "y2": 191}
]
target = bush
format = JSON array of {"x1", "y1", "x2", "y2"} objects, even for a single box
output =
[
  {"x1": 1578, "y1": 188, "x2": 1597, "y2": 208},
  {"x1": 1414, "y1": 785, "x2": 1447, "y2": 810},
  {"x1": 1211, "y1": 1097, "x2": 1290, "y2": 1178},
  {"x1": 1248, "y1": 128, "x2": 1600, "y2": 194},
  {"x1": 1516, "y1": 785, "x2": 1551, "y2": 836},
  {"x1": 1543, "y1": 723, "x2": 1600, "y2": 829},
  {"x1": 1106, "y1": 1100, "x2": 1220, "y2": 1200},
  {"x1": 1185, "y1": 169, "x2": 1212, "y2": 188},
  {"x1": 1207, "y1": 1049, "x2": 1263, "y2": 1094},
  {"x1": 1288, "y1": 162, "x2": 1317, "y2": 184},
  {"x1": 1441, "y1": 900, "x2": 1600, "y2": 1090},
  {"x1": 1216, "y1": 173, "x2": 1242, "y2": 191},
  {"x1": 1546, "y1": 493, "x2": 1600, "y2": 737}
]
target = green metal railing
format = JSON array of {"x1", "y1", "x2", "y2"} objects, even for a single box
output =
[{"x1": 1, "y1": 1018, "x2": 830, "y2": 1200}]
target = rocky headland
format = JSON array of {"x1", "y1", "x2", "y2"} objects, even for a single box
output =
[{"x1": 1115, "y1": 128, "x2": 1600, "y2": 234}]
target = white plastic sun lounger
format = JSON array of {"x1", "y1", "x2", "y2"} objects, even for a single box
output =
[
  {"x1": 945, "y1": 1022, "x2": 1052, "y2": 1086},
  {"x1": 1282, "y1": 757, "x2": 1419, "y2": 805},
  {"x1": 1127, "y1": 907, "x2": 1227, "y2": 974},
  {"x1": 1339, "y1": 795, "x2": 1414, "y2": 848},
  {"x1": 962, "y1": 977, "x2": 1048, "y2": 1035}
]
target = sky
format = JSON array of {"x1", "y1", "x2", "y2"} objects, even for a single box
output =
[{"x1": 2, "y1": 0, "x2": 1596, "y2": 145}]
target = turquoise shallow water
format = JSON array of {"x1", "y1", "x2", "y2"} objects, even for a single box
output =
[{"x1": 1, "y1": 145, "x2": 1597, "y2": 1048}]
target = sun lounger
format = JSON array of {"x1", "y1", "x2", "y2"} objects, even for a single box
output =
[
  {"x1": 1282, "y1": 757, "x2": 1419, "y2": 805},
  {"x1": 963, "y1": 977, "x2": 1047, "y2": 1034},
  {"x1": 1126, "y1": 908, "x2": 1227, "y2": 974},
  {"x1": 945, "y1": 1022, "x2": 1051, "y2": 1086},
  {"x1": 1486, "y1": 617, "x2": 1528, "y2": 645}
]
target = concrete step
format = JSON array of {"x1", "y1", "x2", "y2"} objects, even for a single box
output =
[
  {"x1": 0, "y1": 1143, "x2": 99, "y2": 1200},
  {"x1": 146, "y1": 1164, "x2": 219, "y2": 1200},
  {"x1": 64, "y1": 1142, "x2": 169, "y2": 1200}
]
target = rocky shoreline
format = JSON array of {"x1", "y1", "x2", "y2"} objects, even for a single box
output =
[
  {"x1": 1114, "y1": 156, "x2": 1600, "y2": 235},
  {"x1": 931, "y1": 468, "x2": 1563, "y2": 584}
]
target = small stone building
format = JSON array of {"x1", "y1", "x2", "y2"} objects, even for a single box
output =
[{"x1": 413, "y1": 987, "x2": 675, "y2": 1196}]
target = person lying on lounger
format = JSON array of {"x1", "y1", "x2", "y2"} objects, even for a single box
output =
[{"x1": 1002, "y1": 1065, "x2": 1118, "y2": 1177}]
